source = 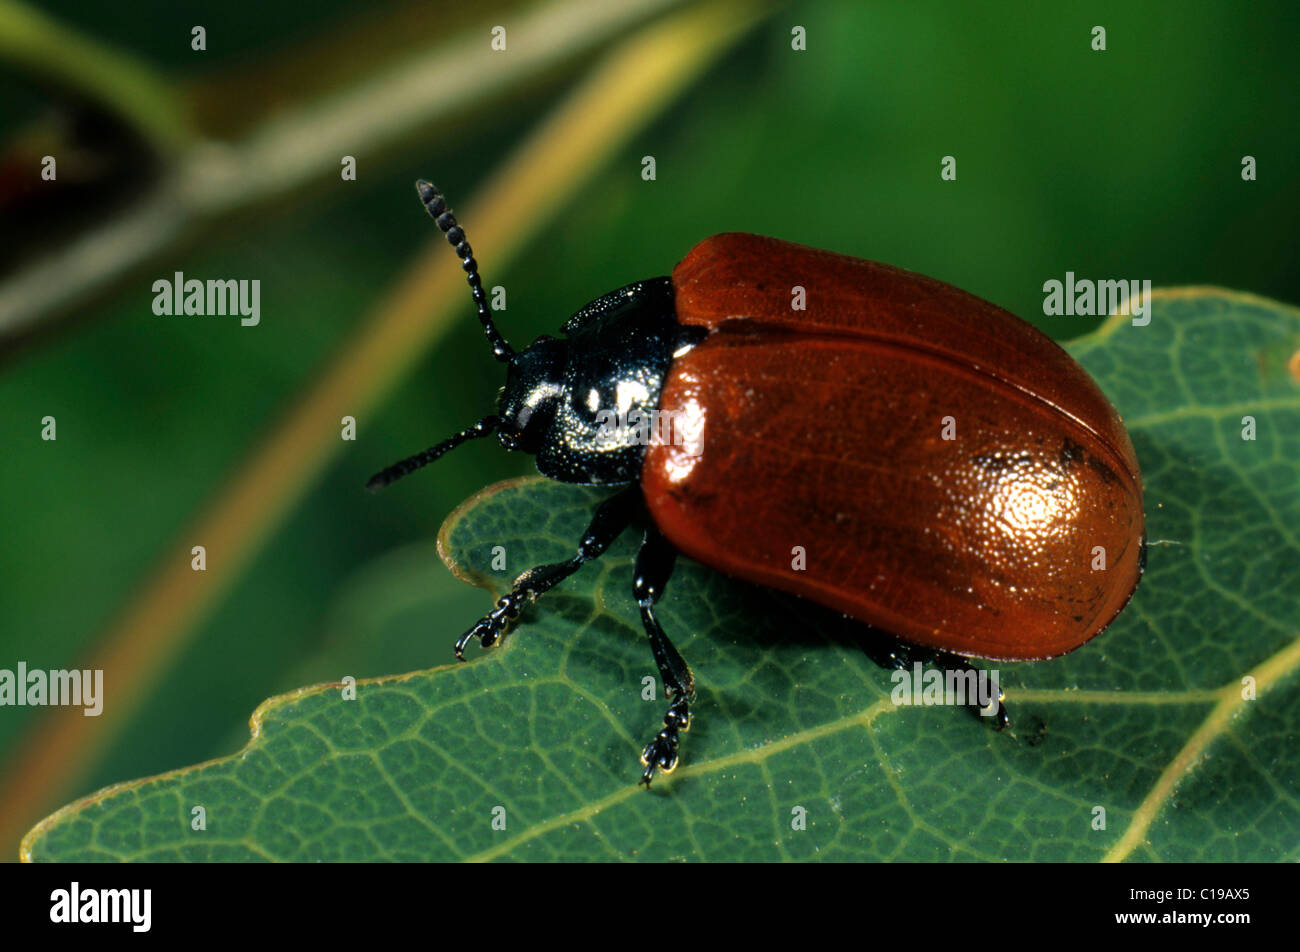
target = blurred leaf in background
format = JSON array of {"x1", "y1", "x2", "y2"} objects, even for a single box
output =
[{"x1": 2, "y1": 0, "x2": 1299, "y2": 860}]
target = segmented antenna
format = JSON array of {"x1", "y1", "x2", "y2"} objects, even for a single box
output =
[
  {"x1": 366, "y1": 415, "x2": 500, "y2": 492},
  {"x1": 416, "y1": 180, "x2": 514, "y2": 363}
]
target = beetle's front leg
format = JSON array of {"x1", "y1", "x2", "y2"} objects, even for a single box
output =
[{"x1": 454, "y1": 486, "x2": 640, "y2": 659}]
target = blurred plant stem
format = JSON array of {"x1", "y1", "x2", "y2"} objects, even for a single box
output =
[
  {"x1": 2, "y1": 0, "x2": 776, "y2": 860},
  {"x1": 0, "y1": 0, "x2": 695, "y2": 346},
  {"x1": 0, "y1": 0, "x2": 192, "y2": 153}
]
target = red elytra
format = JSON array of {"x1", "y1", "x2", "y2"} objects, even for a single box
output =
[{"x1": 643, "y1": 233, "x2": 1144, "y2": 661}]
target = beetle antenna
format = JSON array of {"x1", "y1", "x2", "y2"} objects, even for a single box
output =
[
  {"x1": 366, "y1": 415, "x2": 500, "y2": 492},
  {"x1": 416, "y1": 179, "x2": 514, "y2": 363}
]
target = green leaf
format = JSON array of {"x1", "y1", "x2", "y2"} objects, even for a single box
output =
[{"x1": 22, "y1": 289, "x2": 1300, "y2": 861}]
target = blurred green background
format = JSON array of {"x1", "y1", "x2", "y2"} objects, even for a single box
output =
[{"x1": 1, "y1": 0, "x2": 1297, "y2": 858}]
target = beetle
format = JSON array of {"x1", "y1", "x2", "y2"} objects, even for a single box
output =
[{"x1": 368, "y1": 180, "x2": 1146, "y2": 786}]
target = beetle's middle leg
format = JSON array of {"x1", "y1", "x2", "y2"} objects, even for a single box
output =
[
  {"x1": 454, "y1": 486, "x2": 639, "y2": 659},
  {"x1": 633, "y1": 525, "x2": 696, "y2": 787}
]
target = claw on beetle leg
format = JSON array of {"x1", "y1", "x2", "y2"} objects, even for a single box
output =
[
  {"x1": 989, "y1": 693, "x2": 1009, "y2": 731},
  {"x1": 639, "y1": 693, "x2": 692, "y2": 788},
  {"x1": 453, "y1": 592, "x2": 524, "y2": 660}
]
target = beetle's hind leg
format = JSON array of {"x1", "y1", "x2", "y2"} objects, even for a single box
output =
[
  {"x1": 932, "y1": 650, "x2": 1009, "y2": 730},
  {"x1": 633, "y1": 526, "x2": 696, "y2": 787},
  {"x1": 858, "y1": 630, "x2": 1008, "y2": 730},
  {"x1": 454, "y1": 486, "x2": 639, "y2": 659}
]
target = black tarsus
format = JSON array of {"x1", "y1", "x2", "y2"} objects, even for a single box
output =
[{"x1": 930, "y1": 648, "x2": 1009, "y2": 730}]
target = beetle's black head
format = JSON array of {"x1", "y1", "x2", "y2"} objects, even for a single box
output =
[
  {"x1": 484, "y1": 280, "x2": 686, "y2": 483},
  {"x1": 366, "y1": 181, "x2": 694, "y2": 493},
  {"x1": 497, "y1": 335, "x2": 567, "y2": 455},
  {"x1": 505, "y1": 279, "x2": 684, "y2": 484}
]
